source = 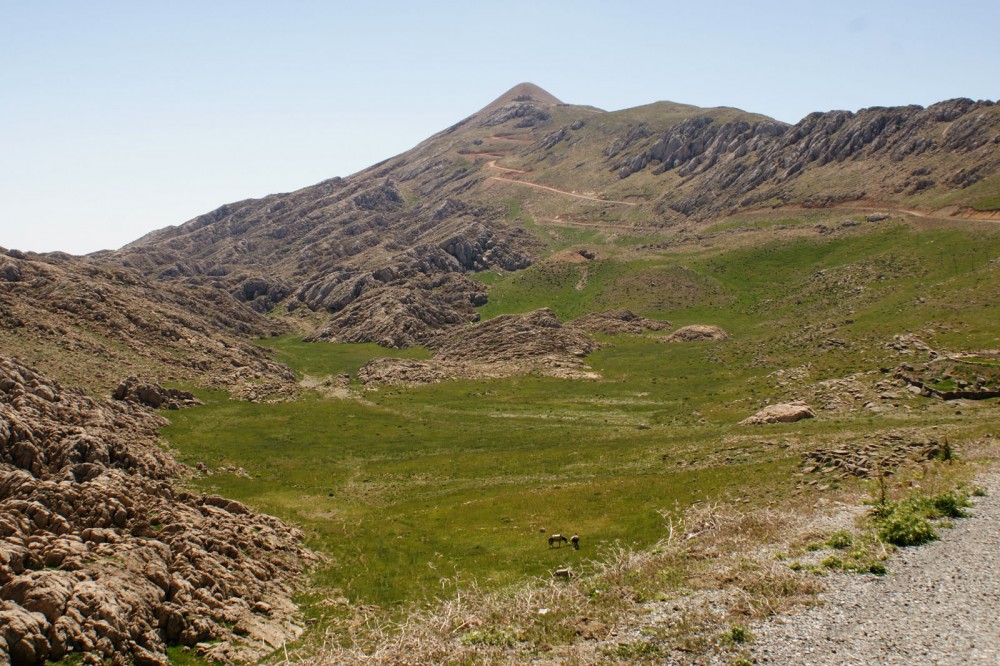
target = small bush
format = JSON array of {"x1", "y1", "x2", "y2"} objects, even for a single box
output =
[
  {"x1": 722, "y1": 624, "x2": 753, "y2": 645},
  {"x1": 878, "y1": 507, "x2": 938, "y2": 546},
  {"x1": 821, "y1": 555, "x2": 844, "y2": 570},
  {"x1": 868, "y1": 561, "x2": 887, "y2": 575},
  {"x1": 827, "y1": 530, "x2": 853, "y2": 550},
  {"x1": 930, "y1": 490, "x2": 972, "y2": 518}
]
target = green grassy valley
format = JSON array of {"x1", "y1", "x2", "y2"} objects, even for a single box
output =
[{"x1": 160, "y1": 213, "x2": 1000, "y2": 648}]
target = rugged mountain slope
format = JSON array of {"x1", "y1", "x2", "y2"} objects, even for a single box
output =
[
  {"x1": 0, "y1": 248, "x2": 293, "y2": 395},
  {"x1": 109, "y1": 84, "x2": 999, "y2": 348}
]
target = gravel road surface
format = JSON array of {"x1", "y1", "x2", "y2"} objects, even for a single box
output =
[{"x1": 752, "y1": 474, "x2": 1000, "y2": 665}]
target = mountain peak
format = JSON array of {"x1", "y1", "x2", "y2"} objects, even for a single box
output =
[{"x1": 477, "y1": 82, "x2": 563, "y2": 116}]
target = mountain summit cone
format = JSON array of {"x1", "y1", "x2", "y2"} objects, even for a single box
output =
[{"x1": 476, "y1": 82, "x2": 563, "y2": 116}]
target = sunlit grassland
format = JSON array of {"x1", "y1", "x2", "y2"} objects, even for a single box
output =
[{"x1": 160, "y1": 218, "x2": 1000, "y2": 617}]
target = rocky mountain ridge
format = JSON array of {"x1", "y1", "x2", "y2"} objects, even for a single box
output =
[{"x1": 100, "y1": 85, "x2": 999, "y2": 348}]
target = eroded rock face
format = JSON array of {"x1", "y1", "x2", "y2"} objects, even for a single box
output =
[
  {"x1": 0, "y1": 250, "x2": 295, "y2": 396},
  {"x1": 357, "y1": 309, "x2": 602, "y2": 385},
  {"x1": 740, "y1": 401, "x2": 816, "y2": 425},
  {"x1": 568, "y1": 309, "x2": 671, "y2": 335},
  {"x1": 305, "y1": 274, "x2": 488, "y2": 348},
  {"x1": 608, "y1": 99, "x2": 1000, "y2": 216},
  {"x1": 112, "y1": 377, "x2": 201, "y2": 410},
  {"x1": 0, "y1": 355, "x2": 307, "y2": 665}
]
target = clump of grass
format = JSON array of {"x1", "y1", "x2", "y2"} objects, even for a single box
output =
[
  {"x1": 877, "y1": 505, "x2": 938, "y2": 546},
  {"x1": 871, "y1": 487, "x2": 974, "y2": 547},
  {"x1": 826, "y1": 530, "x2": 853, "y2": 550},
  {"x1": 610, "y1": 640, "x2": 662, "y2": 659},
  {"x1": 459, "y1": 626, "x2": 517, "y2": 647},
  {"x1": 821, "y1": 555, "x2": 844, "y2": 570}
]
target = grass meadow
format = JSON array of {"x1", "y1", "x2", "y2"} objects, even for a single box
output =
[{"x1": 160, "y1": 216, "x2": 1000, "y2": 639}]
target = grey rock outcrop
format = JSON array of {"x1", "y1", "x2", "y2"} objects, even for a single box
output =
[
  {"x1": 112, "y1": 377, "x2": 201, "y2": 410},
  {"x1": 357, "y1": 309, "x2": 602, "y2": 385},
  {"x1": 568, "y1": 309, "x2": 671, "y2": 335}
]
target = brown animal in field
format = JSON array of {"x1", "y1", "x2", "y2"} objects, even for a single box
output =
[
  {"x1": 570, "y1": 534, "x2": 580, "y2": 550},
  {"x1": 548, "y1": 534, "x2": 568, "y2": 548}
]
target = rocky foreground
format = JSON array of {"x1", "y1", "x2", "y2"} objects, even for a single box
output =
[{"x1": 0, "y1": 356, "x2": 307, "y2": 665}]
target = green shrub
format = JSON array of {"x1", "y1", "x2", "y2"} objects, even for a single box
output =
[
  {"x1": 930, "y1": 490, "x2": 972, "y2": 518},
  {"x1": 827, "y1": 530, "x2": 853, "y2": 550},
  {"x1": 722, "y1": 624, "x2": 753, "y2": 645},
  {"x1": 878, "y1": 507, "x2": 938, "y2": 546}
]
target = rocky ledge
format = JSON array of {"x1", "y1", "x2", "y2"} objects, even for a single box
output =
[
  {"x1": 567, "y1": 309, "x2": 671, "y2": 336},
  {"x1": 357, "y1": 308, "x2": 601, "y2": 385},
  {"x1": 0, "y1": 355, "x2": 307, "y2": 665}
]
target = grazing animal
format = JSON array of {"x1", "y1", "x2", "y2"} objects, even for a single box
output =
[
  {"x1": 548, "y1": 534, "x2": 568, "y2": 548},
  {"x1": 570, "y1": 534, "x2": 580, "y2": 550},
  {"x1": 553, "y1": 567, "x2": 573, "y2": 579}
]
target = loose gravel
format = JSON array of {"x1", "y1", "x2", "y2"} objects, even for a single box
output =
[{"x1": 752, "y1": 474, "x2": 1000, "y2": 665}]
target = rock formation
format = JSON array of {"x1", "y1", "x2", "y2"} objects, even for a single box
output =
[
  {"x1": 568, "y1": 309, "x2": 671, "y2": 335},
  {"x1": 0, "y1": 248, "x2": 294, "y2": 395},
  {"x1": 0, "y1": 356, "x2": 306, "y2": 665},
  {"x1": 663, "y1": 325, "x2": 729, "y2": 342},
  {"x1": 357, "y1": 309, "x2": 601, "y2": 385},
  {"x1": 740, "y1": 401, "x2": 816, "y2": 425},
  {"x1": 112, "y1": 377, "x2": 200, "y2": 410}
]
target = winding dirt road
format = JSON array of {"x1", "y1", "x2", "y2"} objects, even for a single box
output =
[{"x1": 484, "y1": 160, "x2": 637, "y2": 206}]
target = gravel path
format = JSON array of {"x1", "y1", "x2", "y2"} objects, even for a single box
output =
[{"x1": 752, "y1": 474, "x2": 1000, "y2": 665}]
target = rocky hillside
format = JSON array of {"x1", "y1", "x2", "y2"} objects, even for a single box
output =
[
  {"x1": 357, "y1": 308, "x2": 601, "y2": 385},
  {"x1": 0, "y1": 247, "x2": 294, "y2": 395},
  {"x1": 0, "y1": 355, "x2": 307, "y2": 665},
  {"x1": 105, "y1": 84, "x2": 999, "y2": 348}
]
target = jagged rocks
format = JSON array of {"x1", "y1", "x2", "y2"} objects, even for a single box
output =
[
  {"x1": 568, "y1": 309, "x2": 671, "y2": 335},
  {"x1": 0, "y1": 250, "x2": 293, "y2": 395},
  {"x1": 357, "y1": 309, "x2": 601, "y2": 385},
  {"x1": 802, "y1": 432, "x2": 952, "y2": 479},
  {"x1": 663, "y1": 325, "x2": 729, "y2": 342},
  {"x1": 740, "y1": 401, "x2": 816, "y2": 425},
  {"x1": 306, "y1": 274, "x2": 488, "y2": 348},
  {"x1": 0, "y1": 356, "x2": 307, "y2": 665},
  {"x1": 895, "y1": 355, "x2": 1000, "y2": 400},
  {"x1": 112, "y1": 377, "x2": 200, "y2": 410},
  {"x1": 356, "y1": 358, "x2": 446, "y2": 386}
]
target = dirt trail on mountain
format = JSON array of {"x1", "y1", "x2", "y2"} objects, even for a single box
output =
[
  {"x1": 485, "y1": 159, "x2": 528, "y2": 175},
  {"x1": 485, "y1": 161, "x2": 637, "y2": 206},
  {"x1": 752, "y1": 472, "x2": 1000, "y2": 664}
]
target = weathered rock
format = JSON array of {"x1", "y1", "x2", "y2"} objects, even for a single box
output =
[
  {"x1": 0, "y1": 356, "x2": 307, "y2": 664},
  {"x1": 740, "y1": 401, "x2": 816, "y2": 425},
  {"x1": 0, "y1": 250, "x2": 294, "y2": 396},
  {"x1": 112, "y1": 377, "x2": 200, "y2": 410},
  {"x1": 358, "y1": 309, "x2": 602, "y2": 386},
  {"x1": 568, "y1": 309, "x2": 670, "y2": 335},
  {"x1": 663, "y1": 325, "x2": 729, "y2": 342}
]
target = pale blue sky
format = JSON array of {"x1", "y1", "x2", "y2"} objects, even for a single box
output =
[{"x1": 2, "y1": 1, "x2": 997, "y2": 254}]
